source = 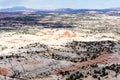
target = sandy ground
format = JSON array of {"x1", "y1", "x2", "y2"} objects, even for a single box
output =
[{"x1": 0, "y1": 28, "x2": 119, "y2": 56}]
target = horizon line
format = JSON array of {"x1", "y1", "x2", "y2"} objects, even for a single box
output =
[{"x1": 0, "y1": 6, "x2": 120, "y2": 10}]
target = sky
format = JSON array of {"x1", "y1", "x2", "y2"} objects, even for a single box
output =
[{"x1": 0, "y1": 0, "x2": 120, "y2": 9}]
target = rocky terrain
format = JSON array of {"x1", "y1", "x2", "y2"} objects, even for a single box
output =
[{"x1": 0, "y1": 13, "x2": 120, "y2": 80}]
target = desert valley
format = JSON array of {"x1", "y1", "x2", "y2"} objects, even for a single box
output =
[{"x1": 0, "y1": 7, "x2": 120, "y2": 80}]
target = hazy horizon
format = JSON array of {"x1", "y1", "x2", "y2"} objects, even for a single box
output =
[{"x1": 0, "y1": 0, "x2": 120, "y2": 9}]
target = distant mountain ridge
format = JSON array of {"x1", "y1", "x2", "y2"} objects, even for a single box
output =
[
  {"x1": 0, "y1": 6, "x2": 34, "y2": 12},
  {"x1": 0, "y1": 6, "x2": 120, "y2": 13}
]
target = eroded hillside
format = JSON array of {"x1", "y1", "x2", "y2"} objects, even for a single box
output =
[{"x1": 0, "y1": 13, "x2": 120, "y2": 80}]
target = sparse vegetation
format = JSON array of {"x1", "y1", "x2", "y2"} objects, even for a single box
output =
[{"x1": 0, "y1": 12, "x2": 119, "y2": 80}]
